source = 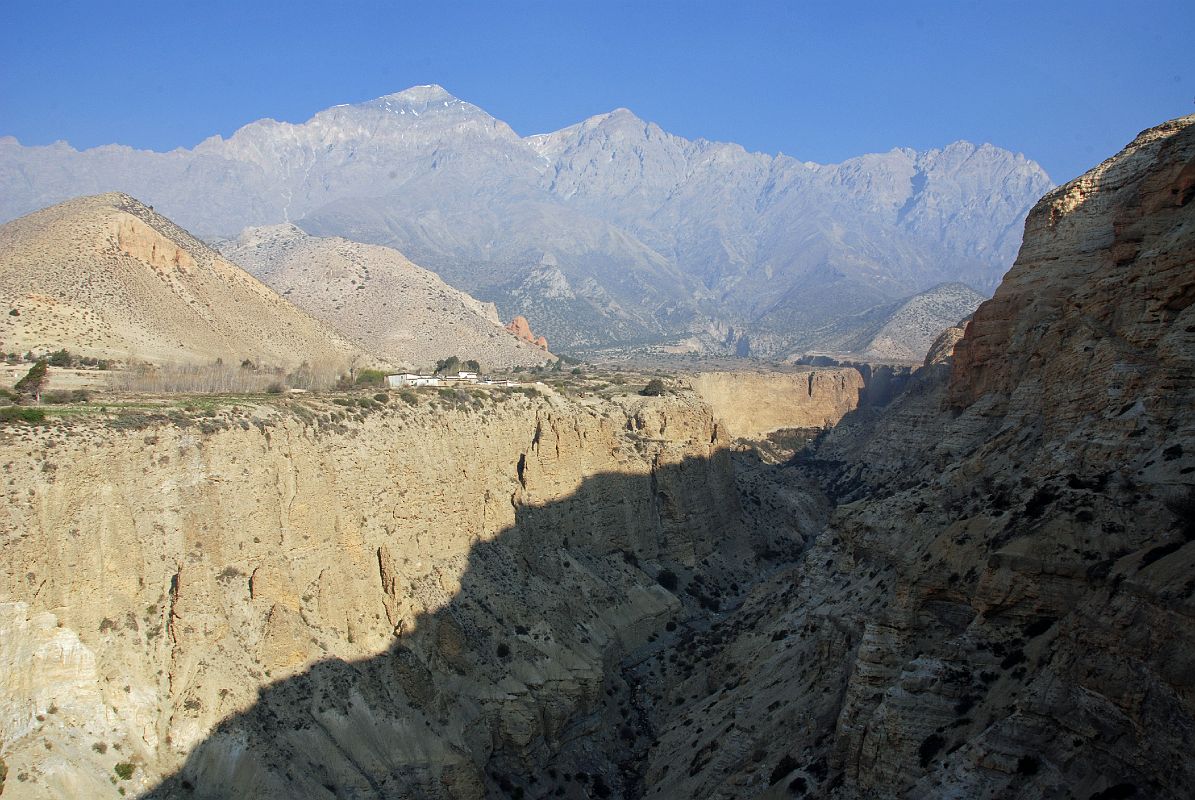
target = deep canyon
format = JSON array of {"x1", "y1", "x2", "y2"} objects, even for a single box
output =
[{"x1": 0, "y1": 116, "x2": 1192, "y2": 800}]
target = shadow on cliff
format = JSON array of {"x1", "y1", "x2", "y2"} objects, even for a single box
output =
[{"x1": 137, "y1": 448, "x2": 796, "y2": 800}]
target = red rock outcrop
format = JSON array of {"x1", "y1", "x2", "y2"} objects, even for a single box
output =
[{"x1": 505, "y1": 314, "x2": 549, "y2": 350}]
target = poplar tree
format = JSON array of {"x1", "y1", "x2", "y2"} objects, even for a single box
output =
[{"x1": 14, "y1": 359, "x2": 48, "y2": 404}]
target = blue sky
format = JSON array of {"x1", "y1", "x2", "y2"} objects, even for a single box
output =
[{"x1": 2, "y1": 0, "x2": 1191, "y2": 182}]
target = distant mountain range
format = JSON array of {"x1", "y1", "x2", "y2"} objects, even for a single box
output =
[{"x1": 0, "y1": 85, "x2": 1052, "y2": 355}]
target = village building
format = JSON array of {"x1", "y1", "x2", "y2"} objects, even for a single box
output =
[
  {"x1": 386, "y1": 371, "x2": 520, "y2": 389},
  {"x1": 386, "y1": 373, "x2": 442, "y2": 388}
]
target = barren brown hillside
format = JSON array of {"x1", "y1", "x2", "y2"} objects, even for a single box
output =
[
  {"x1": 0, "y1": 193, "x2": 369, "y2": 370},
  {"x1": 221, "y1": 224, "x2": 552, "y2": 370}
]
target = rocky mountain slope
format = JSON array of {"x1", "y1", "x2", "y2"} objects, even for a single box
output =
[
  {"x1": 785, "y1": 282, "x2": 985, "y2": 363},
  {"x1": 0, "y1": 193, "x2": 368, "y2": 369},
  {"x1": 858, "y1": 283, "x2": 984, "y2": 361},
  {"x1": 0, "y1": 86, "x2": 1052, "y2": 351},
  {"x1": 219, "y1": 225, "x2": 551, "y2": 371},
  {"x1": 645, "y1": 114, "x2": 1195, "y2": 798},
  {"x1": 0, "y1": 117, "x2": 1187, "y2": 800}
]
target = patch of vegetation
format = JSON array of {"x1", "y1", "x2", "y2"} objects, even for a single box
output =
[
  {"x1": 354, "y1": 369, "x2": 386, "y2": 387},
  {"x1": 14, "y1": 359, "x2": 49, "y2": 403},
  {"x1": 105, "y1": 413, "x2": 165, "y2": 431},
  {"x1": 47, "y1": 349, "x2": 73, "y2": 367},
  {"x1": 640, "y1": 378, "x2": 666, "y2": 396},
  {"x1": 434, "y1": 356, "x2": 461, "y2": 375},
  {"x1": 113, "y1": 762, "x2": 135, "y2": 780},
  {"x1": 0, "y1": 406, "x2": 46, "y2": 424},
  {"x1": 42, "y1": 389, "x2": 90, "y2": 404},
  {"x1": 656, "y1": 568, "x2": 678, "y2": 591}
]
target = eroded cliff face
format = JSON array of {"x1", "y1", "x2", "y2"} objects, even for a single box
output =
[
  {"x1": 687, "y1": 369, "x2": 866, "y2": 440},
  {"x1": 0, "y1": 391, "x2": 816, "y2": 798},
  {"x1": 1, "y1": 117, "x2": 1191, "y2": 800},
  {"x1": 640, "y1": 116, "x2": 1195, "y2": 798}
]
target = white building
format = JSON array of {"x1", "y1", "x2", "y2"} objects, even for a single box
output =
[
  {"x1": 386, "y1": 373, "x2": 442, "y2": 388},
  {"x1": 386, "y1": 371, "x2": 520, "y2": 389}
]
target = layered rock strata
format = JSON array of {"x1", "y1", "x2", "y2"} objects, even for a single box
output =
[
  {"x1": 0, "y1": 390, "x2": 814, "y2": 798},
  {"x1": 687, "y1": 369, "x2": 866, "y2": 440},
  {"x1": 0, "y1": 116, "x2": 1190, "y2": 800},
  {"x1": 638, "y1": 115, "x2": 1195, "y2": 798}
]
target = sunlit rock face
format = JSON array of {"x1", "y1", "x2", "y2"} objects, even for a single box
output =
[
  {"x1": 0, "y1": 192, "x2": 365, "y2": 369},
  {"x1": 0, "y1": 391, "x2": 813, "y2": 798},
  {"x1": 688, "y1": 368, "x2": 866, "y2": 440},
  {"x1": 0, "y1": 117, "x2": 1191, "y2": 800}
]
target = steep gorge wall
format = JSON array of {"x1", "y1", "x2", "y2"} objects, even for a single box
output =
[
  {"x1": 641, "y1": 116, "x2": 1195, "y2": 799},
  {"x1": 0, "y1": 392, "x2": 764, "y2": 798},
  {"x1": 2, "y1": 116, "x2": 1190, "y2": 800},
  {"x1": 687, "y1": 369, "x2": 865, "y2": 440}
]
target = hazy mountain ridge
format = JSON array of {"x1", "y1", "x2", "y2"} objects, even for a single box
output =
[{"x1": 0, "y1": 86, "x2": 1053, "y2": 352}]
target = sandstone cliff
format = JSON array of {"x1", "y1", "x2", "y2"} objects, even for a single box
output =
[
  {"x1": 505, "y1": 315, "x2": 549, "y2": 351},
  {"x1": 0, "y1": 390, "x2": 816, "y2": 798},
  {"x1": 642, "y1": 115, "x2": 1195, "y2": 798},
  {"x1": 687, "y1": 369, "x2": 865, "y2": 440},
  {"x1": 0, "y1": 118, "x2": 1190, "y2": 800}
]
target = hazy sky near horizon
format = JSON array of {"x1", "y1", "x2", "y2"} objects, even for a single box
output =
[{"x1": 2, "y1": 0, "x2": 1191, "y2": 182}]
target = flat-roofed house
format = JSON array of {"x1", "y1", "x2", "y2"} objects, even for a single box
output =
[{"x1": 387, "y1": 373, "x2": 442, "y2": 388}]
